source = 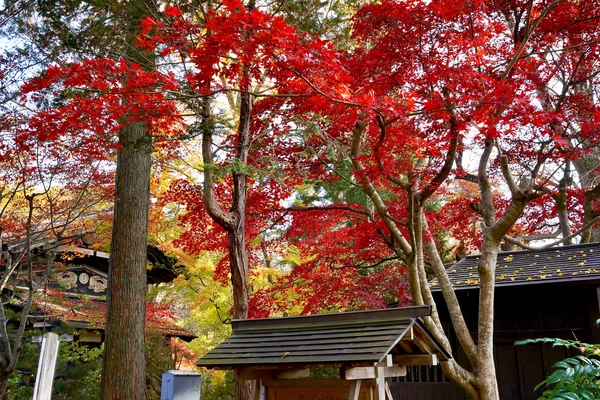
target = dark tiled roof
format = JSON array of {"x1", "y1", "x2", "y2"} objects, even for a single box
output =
[
  {"x1": 197, "y1": 305, "x2": 450, "y2": 368},
  {"x1": 431, "y1": 242, "x2": 600, "y2": 291}
]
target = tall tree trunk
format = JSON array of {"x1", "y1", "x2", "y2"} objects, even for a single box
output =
[
  {"x1": 202, "y1": 84, "x2": 253, "y2": 400},
  {"x1": 100, "y1": 122, "x2": 151, "y2": 399},
  {"x1": 99, "y1": 0, "x2": 156, "y2": 396},
  {"x1": 552, "y1": 165, "x2": 573, "y2": 244}
]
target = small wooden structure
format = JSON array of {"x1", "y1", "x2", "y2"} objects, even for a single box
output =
[{"x1": 197, "y1": 305, "x2": 450, "y2": 400}]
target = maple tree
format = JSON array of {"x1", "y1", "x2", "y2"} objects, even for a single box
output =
[
  {"x1": 0, "y1": 109, "x2": 113, "y2": 397},
  {"x1": 166, "y1": 0, "x2": 598, "y2": 398},
  {"x1": 17, "y1": 1, "x2": 600, "y2": 400},
  {"x1": 267, "y1": 1, "x2": 600, "y2": 399}
]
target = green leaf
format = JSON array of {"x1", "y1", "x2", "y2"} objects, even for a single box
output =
[{"x1": 562, "y1": 392, "x2": 580, "y2": 400}]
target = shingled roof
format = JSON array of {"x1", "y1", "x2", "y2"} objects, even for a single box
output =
[
  {"x1": 197, "y1": 305, "x2": 450, "y2": 369},
  {"x1": 431, "y1": 242, "x2": 600, "y2": 291},
  {"x1": 30, "y1": 296, "x2": 196, "y2": 341}
]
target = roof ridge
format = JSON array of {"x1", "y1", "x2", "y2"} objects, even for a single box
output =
[{"x1": 231, "y1": 305, "x2": 431, "y2": 331}]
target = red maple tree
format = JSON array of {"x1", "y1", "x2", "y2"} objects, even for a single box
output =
[{"x1": 20, "y1": 0, "x2": 600, "y2": 399}]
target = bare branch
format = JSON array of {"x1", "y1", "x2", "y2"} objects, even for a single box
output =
[{"x1": 504, "y1": 215, "x2": 600, "y2": 250}]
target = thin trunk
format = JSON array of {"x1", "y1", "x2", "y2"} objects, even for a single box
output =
[
  {"x1": 229, "y1": 226, "x2": 249, "y2": 320},
  {"x1": 576, "y1": 155, "x2": 600, "y2": 243},
  {"x1": 231, "y1": 84, "x2": 252, "y2": 400},
  {"x1": 475, "y1": 238, "x2": 500, "y2": 400},
  {"x1": 100, "y1": 122, "x2": 151, "y2": 400}
]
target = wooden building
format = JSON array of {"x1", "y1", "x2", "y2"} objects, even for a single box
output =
[
  {"x1": 389, "y1": 242, "x2": 600, "y2": 400},
  {"x1": 15, "y1": 245, "x2": 195, "y2": 343},
  {"x1": 198, "y1": 305, "x2": 450, "y2": 400}
]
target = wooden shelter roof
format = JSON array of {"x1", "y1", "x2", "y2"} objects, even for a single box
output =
[
  {"x1": 197, "y1": 305, "x2": 450, "y2": 369},
  {"x1": 431, "y1": 242, "x2": 600, "y2": 291}
]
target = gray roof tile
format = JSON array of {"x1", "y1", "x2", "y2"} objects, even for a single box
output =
[
  {"x1": 431, "y1": 242, "x2": 600, "y2": 290},
  {"x1": 197, "y1": 305, "x2": 450, "y2": 368}
]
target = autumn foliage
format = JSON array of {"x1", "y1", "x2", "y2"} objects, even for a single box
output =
[{"x1": 14, "y1": 0, "x2": 600, "y2": 396}]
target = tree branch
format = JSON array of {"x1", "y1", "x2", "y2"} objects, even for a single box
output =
[{"x1": 504, "y1": 215, "x2": 600, "y2": 250}]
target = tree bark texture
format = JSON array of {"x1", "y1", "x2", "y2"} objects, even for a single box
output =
[
  {"x1": 0, "y1": 356, "x2": 10, "y2": 400},
  {"x1": 100, "y1": 122, "x2": 151, "y2": 400}
]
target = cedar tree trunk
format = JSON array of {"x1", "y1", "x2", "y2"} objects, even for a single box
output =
[
  {"x1": 99, "y1": 0, "x2": 156, "y2": 396},
  {"x1": 100, "y1": 122, "x2": 152, "y2": 399}
]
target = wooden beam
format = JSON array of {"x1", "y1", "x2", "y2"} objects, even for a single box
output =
[
  {"x1": 396, "y1": 339, "x2": 414, "y2": 353},
  {"x1": 375, "y1": 354, "x2": 393, "y2": 367},
  {"x1": 343, "y1": 365, "x2": 406, "y2": 380},
  {"x1": 384, "y1": 381, "x2": 394, "y2": 400},
  {"x1": 238, "y1": 368, "x2": 273, "y2": 381},
  {"x1": 348, "y1": 380, "x2": 362, "y2": 400},
  {"x1": 275, "y1": 368, "x2": 310, "y2": 379},
  {"x1": 410, "y1": 330, "x2": 435, "y2": 354},
  {"x1": 400, "y1": 326, "x2": 414, "y2": 341},
  {"x1": 392, "y1": 354, "x2": 438, "y2": 366},
  {"x1": 262, "y1": 378, "x2": 377, "y2": 387},
  {"x1": 33, "y1": 333, "x2": 60, "y2": 400},
  {"x1": 216, "y1": 362, "x2": 345, "y2": 371},
  {"x1": 239, "y1": 367, "x2": 312, "y2": 380}
]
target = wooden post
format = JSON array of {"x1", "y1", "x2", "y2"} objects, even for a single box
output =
[
  {"x1": 376, "y1": 367, "x2": 385, "y2": 400},
  {"x1": 33, "y1": 332, "x2": 60, "y2": 400}
]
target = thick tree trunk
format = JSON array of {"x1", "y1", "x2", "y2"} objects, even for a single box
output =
[{"x1": 100, "y1": 122, "x2": 151, "y2": 400}]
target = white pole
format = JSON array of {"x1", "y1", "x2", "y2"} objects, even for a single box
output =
[{"x1": 33, "y1": 332, "x2": 60, "y2": 400}]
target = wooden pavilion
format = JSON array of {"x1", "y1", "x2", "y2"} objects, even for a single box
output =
[{"x1": 197, "y1": 305, "x2": 450, "y2": 400}]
